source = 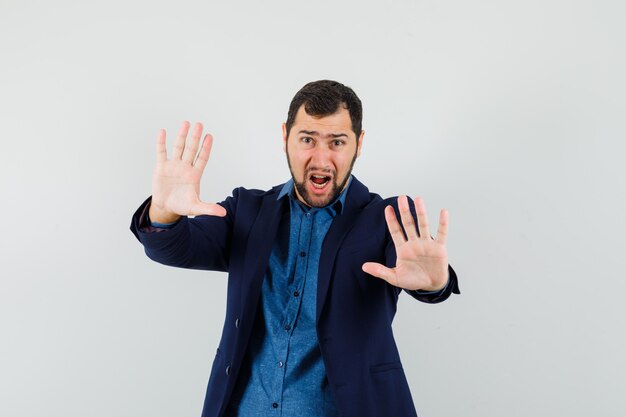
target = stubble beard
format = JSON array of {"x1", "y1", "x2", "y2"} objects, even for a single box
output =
[{"x1": 286, "y1": 149, "x2": 358, "y2": 208}]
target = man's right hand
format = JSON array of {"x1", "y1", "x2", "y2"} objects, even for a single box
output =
[{"x1": 149, "y1": 121, "x2": 227, "y2": 224}]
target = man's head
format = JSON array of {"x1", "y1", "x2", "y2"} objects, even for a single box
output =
[{"x1": 282, "y1": 80, "x2": 364, "y2": 208}]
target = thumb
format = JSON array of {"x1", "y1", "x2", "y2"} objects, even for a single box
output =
[
  {"x1": 190, "y1": 202, "x2": 227, "y2": 217},
  {"x1": 362, "y1": 262, "x2": 396, "y2": 284}
]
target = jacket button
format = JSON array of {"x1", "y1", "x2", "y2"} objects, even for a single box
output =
[
  {"x1": 225, "y1": 365, "x2": 231, "y2": 376},
  {"x1": 235, "y1": 318, "x2": 240, "y2": 328}
]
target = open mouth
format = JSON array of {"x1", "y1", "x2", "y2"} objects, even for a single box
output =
[{"x1": 309, "y1": 174, "x2": 331, "y2": 189}]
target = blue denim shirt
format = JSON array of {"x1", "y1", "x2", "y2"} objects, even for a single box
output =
[{"x1": 225, "y1": 178, "x2": 351, "y2": 417}]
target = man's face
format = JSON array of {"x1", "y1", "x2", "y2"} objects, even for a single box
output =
[{"x1": 282, "y1": 105, "x2": 364, "y2": 208}]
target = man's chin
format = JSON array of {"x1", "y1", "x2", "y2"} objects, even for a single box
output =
[
  {"x1": 304, "y1": 194, "x2": 334, "y2": 208},
  {"x1": 295, "y1": 183, "x2": 339, "y2": 208}
]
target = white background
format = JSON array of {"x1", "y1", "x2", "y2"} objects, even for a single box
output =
[{"x1": 1, "y1": 0, "x2": 625, "y2": 416}]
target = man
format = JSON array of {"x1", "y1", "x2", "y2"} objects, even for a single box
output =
[{"x1": 130, "y1": 80, "x2": 460, "y2": 417}]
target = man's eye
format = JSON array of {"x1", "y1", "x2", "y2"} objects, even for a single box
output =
[
  {"x1": 333, "y1": 140, "x2": 345, "y2": 146},
  {"x1": 301, "y1": 137, "x2": 313, "y2": 144}
]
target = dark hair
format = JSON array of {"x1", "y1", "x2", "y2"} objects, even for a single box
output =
[{"x1": 285, "y1": 80, "x2": 363, "y2": 138}]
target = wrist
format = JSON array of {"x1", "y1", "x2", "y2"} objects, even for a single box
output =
[
  {"x1": 148, "y1": 202, "x2": 181, "y2": 224},
  {"x1": 419, "y1": 271, "x2": 449, "y2": 292}
]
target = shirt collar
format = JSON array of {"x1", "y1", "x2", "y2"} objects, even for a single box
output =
[{"x1": 277, "y1": 176, "x2": 353, "y2": 215}]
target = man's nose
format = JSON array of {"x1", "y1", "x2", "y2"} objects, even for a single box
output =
[{"x1": 310, "y1": 146, "x2": 332, "y2": 169}]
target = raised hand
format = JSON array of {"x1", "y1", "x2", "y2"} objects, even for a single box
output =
[
  {"x1": 149, "y1": 121, "x2": 227, "y2": 223},
  {"x1": 362, "y1": 196, "x2": 449, "y2": 291}
]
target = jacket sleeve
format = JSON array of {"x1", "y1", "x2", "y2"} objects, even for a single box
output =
[{"x1": 129, "y1": 190, "x2": 240, "y2": 272}]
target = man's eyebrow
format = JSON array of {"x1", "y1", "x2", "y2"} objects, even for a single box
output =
[{"x1": 298, "y1": 130, "x2": 349, "y2": 138}]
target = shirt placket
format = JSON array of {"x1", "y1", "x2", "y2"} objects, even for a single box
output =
[{"x1": 272, "y1": 208, "x2": 315, "y2": 415}]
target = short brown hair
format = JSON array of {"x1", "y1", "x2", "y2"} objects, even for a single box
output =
[{"x1": 285, "y1": 80, "x2": 363, "y2": 138}]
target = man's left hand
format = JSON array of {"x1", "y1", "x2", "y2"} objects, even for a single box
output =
[{"x1": 362, "y1": 195, "x2": 449, "y2": 291}]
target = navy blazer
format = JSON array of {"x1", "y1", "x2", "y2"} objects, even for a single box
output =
[{"x1": 130, "y1": 177, "x2": 459, "y2": 417}]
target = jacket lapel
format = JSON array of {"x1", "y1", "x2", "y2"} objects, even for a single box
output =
[
  {"x1": 316, "y1": 177, "x2": 371, "y2": 323},
  {"x1": 241, "y1": 188, "x2": 287, "y2": 309}
]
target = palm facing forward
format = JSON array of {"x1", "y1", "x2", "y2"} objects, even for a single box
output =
[
  {"x1": 150, "y1": 121, "x2": 226, "y2": 223},
  {"x1": 362, "y1": 195, "x2": 449, "y2": 292}
]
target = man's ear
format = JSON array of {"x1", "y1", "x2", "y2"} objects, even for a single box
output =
[
  {"x1": 356, "y1": 130, "x2": 364, "y2": 158},
  {"x1": 282, "y1": 123, "x2": 288, "y2": 152}
]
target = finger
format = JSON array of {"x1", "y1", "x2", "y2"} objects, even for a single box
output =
[
  {"x1": 398, "y1": 195, "x2": 419, "y2": 240},
  {"x1": 189, "y1": 202, "x2": 227, "y2": 217},
  {"x1": 435, "y1": 208, "x2": 449, "y2": 245},
  {"x1": 384, "y1": 205, "x2": 407, "y2": 248},
  {"x1": 156, "y1": 129, "x2": 167, "y2": 163},
  {"x1": 413, "y1": 196, "x2": 431, "y2": 239},
  {"x1": 362, "y1": 262, "x2": 398, "y2": 287},
  {"x1": 193, "y1": 133, "x2": 214, "y2": 172},
  {"x1": 182, "y1": 122, "x2": 203, "y2": 164},
  {"x1": 172, "y1": 121, "x2": 190, "y2": 160}
]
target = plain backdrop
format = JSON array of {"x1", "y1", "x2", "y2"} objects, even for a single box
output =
[{"x1": 1, "y1": 0, "x2": 625, "y2": 416}]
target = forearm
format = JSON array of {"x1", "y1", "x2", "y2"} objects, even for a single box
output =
[{"x1": 130, "y1": 196, "x2": 232, "y2": 272}]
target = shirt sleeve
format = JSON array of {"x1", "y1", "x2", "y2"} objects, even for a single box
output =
[{"x1": 137, "y1": 201, "x2": 181, "y2": 232}]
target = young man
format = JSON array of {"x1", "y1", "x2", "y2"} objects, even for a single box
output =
[{"x1": 130, "y1": 80, "x2": 460, "y2": 417}]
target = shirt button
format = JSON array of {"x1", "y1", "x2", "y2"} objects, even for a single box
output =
[
  {"x1": 300, "y1": 251, "x2": 306, "y2": 257},
  {"x1": 278, "y1": 361, "x2": 284, "y2": 368},
  {"x1": 225, "y1": 365, "x2": 231, "y2": 376},
  {"x1": 306, "y1": 212, "x2": 311, "y2": 218},
  {"x1": 235, "y1": 318, "x2": 240, "y2": 328},
  {"x1": 293, "y1": 291, "x2": 300, "y2": 297},
  {"x1": 284, "y1": 324, "x2": 291, "y2": 331},
  {"x1": 272, "y1": 402, "x2": 279, "y2": 408}
]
